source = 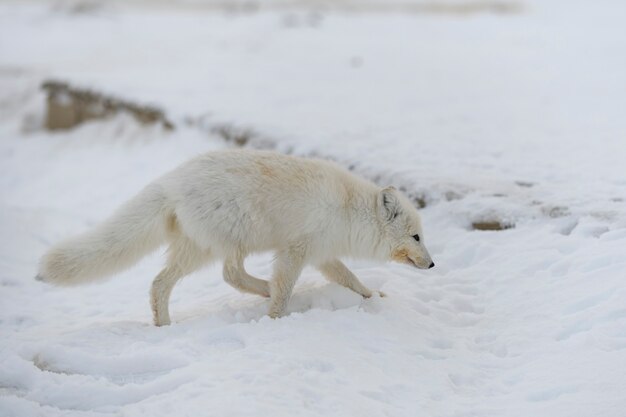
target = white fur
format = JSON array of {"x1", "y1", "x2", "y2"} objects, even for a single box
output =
[{"x1": 37, "y1": 149, "x2": 434, "y2": 325}]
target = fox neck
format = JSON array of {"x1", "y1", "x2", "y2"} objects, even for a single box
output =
[{"x1": 343, "y1": 186, "x2": 388, "y2": 261}]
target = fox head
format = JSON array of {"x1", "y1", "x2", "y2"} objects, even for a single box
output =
[{"x1": 377, "y1": 186, "x2": 434, "y2": 270}]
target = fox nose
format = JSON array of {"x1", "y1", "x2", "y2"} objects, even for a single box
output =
[{"x1": 428, "y1": 262, "x2": 435, "y2": 269}]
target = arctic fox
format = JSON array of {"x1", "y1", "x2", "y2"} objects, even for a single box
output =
[{"x1": 37, "y1": 150, "x2": 434, "y2": 325}]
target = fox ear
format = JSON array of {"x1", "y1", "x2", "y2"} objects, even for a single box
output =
[{"x1": 379, "y1": 186, "x2": 400, "y2": 221}]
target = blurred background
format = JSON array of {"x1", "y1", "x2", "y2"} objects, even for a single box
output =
[{"x1": 2, "y1": 0, "x2": 625, "y2": 221}]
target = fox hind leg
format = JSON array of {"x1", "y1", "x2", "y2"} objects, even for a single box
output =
[
  {"x1": 268, "y1": 245, "x2": 306, "y2": 318},
  {"x1": 151, "y1": 236, "x2": 210, "y2": 326},
  {"x1": 223, "y1": 252, "x2": 270, "y2": 298}
]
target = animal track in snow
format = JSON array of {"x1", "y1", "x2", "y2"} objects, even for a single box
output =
[
  {"x1": 527, "y1": 385, "x2": 579, "y2": 402},
  {"x1": 14, "y1": 349, "x2": 191, "y2": 411},
  {"x1": 562, "y1": 289, "x2": 614, "y2": 315},
  {"x1": 31, "y1": 346, "x2": 188, "y2": 385}
]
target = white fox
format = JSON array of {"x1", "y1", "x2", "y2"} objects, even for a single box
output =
[{"x1": 37, "y1": 150, "x2": 434, "y2": 325}]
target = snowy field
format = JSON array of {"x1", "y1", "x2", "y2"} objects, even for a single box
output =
[{"x1": 1, "y1": 0, "x2": 626, "y2": 416}]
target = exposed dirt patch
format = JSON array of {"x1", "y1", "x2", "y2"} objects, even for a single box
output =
[
  {"x1": 542, "y1": 206, "x2": 570, "y2": 218},
  {"x1": 210, "y1": 123, "x2": 258, "y2": 147},
  {"x1": 515, "y1": 180, "x2": 534, "y2": 188},
  {"x1": 445, "y1": 191, "x2": 464, "y2": 201},
  {"x1": 471, "y1": 220, "x2": 514, "y2": 231},
  {"x1": 42, "y1": 80, "x2": 174, "y2": 131}
]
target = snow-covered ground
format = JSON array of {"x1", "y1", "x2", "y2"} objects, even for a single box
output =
[{"x1": 1, "y1": 1, "x2": 626, "y2": 416}]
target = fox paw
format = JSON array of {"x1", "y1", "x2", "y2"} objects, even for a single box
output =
[{"x1": 363, "y1": 290, "x2": 386, "y2": 298}]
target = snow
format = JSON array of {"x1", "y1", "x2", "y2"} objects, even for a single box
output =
[{"x1": 1, "y1": 1, "x2": 626, "y2": 416}]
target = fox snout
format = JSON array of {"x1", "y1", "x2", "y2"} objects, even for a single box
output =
[
  {"x1": 392, "y1": 248, "x2": 434, "y2": 270},
  {"x1": 411, "y1": 257, "x2": 433, "y2": 270}
]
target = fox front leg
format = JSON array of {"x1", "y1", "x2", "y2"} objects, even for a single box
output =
[{"x1": 317, "y1": 259, "x2": 384, "y2": 298}]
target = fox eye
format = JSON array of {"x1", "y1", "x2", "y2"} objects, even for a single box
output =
[{"x1": 412, "y1": 234, "x2": 420, "y2": 242}]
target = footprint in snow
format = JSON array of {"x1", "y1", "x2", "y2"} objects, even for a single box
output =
[{"x1": 31, "y1": 345, "x2": 188, "y2": 385}]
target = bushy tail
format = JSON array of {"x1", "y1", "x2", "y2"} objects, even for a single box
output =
[{"x1": 37, "y1": 185, "x2": 171, "y2": 286}]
